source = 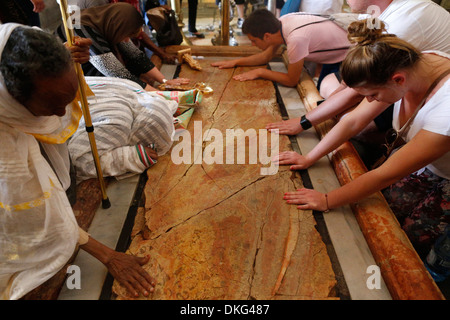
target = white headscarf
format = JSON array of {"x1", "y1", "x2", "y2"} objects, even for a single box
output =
[
  {"x1": 0, "y1": 24, "x2": 82, "y2": 140},
  {"x1": 0, "y1": 23, "x2": 83, "y2": 188},
  {"x1": 0, "y1": 23, "x2": 80, "y2": 300}
]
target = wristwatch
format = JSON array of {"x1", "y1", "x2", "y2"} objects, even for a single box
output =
[{"x1": 300, "y1": 115, "x2": 312, "y2": 130}]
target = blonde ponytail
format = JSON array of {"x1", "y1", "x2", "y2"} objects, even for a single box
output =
[{"x1": 347, "y1": 18, "x2": 387, "y2": 46}]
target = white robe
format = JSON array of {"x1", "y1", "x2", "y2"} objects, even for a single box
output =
[
  {"x1": 0, "y1": 23, "x2": 80, "y2": 300},
  {"x1": 68, "y1": 77, "x2": 178, "y2": 182}
]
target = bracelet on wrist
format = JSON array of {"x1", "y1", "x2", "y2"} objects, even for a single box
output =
[
  {"x1": 324, "y1": 193, "x2": 330, "y2": 213},
  {"x1": 300, "y1": 114, "x2": 312, "y2": 130}
]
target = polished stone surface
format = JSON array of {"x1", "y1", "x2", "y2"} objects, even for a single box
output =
[{"x1": 112, "y1": 59, "x2": 337, "y2": 300}]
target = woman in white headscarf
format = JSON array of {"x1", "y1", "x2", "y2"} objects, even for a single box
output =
[{"x1": 0, "y1": 23, "x2": 156, "y2": 300}]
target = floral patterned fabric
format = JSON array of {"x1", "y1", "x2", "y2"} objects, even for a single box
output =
[{"x1": 383, "y1": 168, "x2": 450, "y2": 257}]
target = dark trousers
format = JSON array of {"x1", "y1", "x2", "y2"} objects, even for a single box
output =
[
  {"x1": 317, "y1": 62, "x2": 341, "y2": 91},
  {"x1": 180, "y1": 0, "x2": 199, "y2": 32}
]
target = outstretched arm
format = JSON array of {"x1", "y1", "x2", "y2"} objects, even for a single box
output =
[
  {"x1": 80, "y1": 235, "x2": 156, "y2": 297},
  {"x1": 267, "y1": 85, "x2": 364, "y2": 135},
  {"x1": 140, "y1": 66, "x2": 190, "y2": 91},
  {"x1": 274, "y1": 98, "x2": 391, "y2": 170},
  {"x1": 284, "y1": 130, "x2": 450, "y2": 211},
  {"x1": 233, "y1": 59, "x2": 304, "y2": 87},
  {"x1": 211, "y1": 44, "x2": 278, "y2": 69}
]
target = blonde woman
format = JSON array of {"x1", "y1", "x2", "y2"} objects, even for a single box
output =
[{"x1": 282, "y1": 19, "x2": 450, "y2": 257}]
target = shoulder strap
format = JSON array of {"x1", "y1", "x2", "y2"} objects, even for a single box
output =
[{"x1": 287, "y1": 13, "x2": 333, "y2": 35}]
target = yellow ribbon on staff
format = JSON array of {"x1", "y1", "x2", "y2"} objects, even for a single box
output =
[
  {"x1": 30, "y1": 0, "x2": 96, "y2": 145},
  {"x1": 57, "y1": 0, "x2": 110, "y2": 208}
]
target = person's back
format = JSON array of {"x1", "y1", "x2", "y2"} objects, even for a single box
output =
[
  {"x1": 280, "y1": 13, "x2": 350, "y2": 65},
  {"x1": 300, "y1": 0, "x2": 344, "y2": 14},
  {"x1": 359, "y1": 0, "x2": 450, "y2": 53},
  {"x1": 68, "y1": 76, "x2": 179, "y2": 182}
]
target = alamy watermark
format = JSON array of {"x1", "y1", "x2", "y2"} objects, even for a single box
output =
[
  {"x1": 171, "y1": 121, "x2": 280, "y2": 175},
  {"x1": 57, "y1": 1, "x2": 81, "y2": 29},
  {"x1": 365, "y1": 5, "x2": 382, "y2": 30},
  {"x1": 66, "y1": 265, "x2": 81, "y2": 290},
  {"x1": 366, "y1": 265, "x2": 382, "y2": 290}
]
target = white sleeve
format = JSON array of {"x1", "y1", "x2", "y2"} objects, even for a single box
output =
[
  {"x1": 98, "y1": 145, "x2": 152, "y2": 179},
  {"x1": 421, "y1": 83, "x2": 450, "y2": 137}
]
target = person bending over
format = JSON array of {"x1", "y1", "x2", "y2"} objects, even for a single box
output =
[
  {"x1": 67, "y1": 76, "x2": 199, "y2": 182},
  {"x1": 211, "y1": 9, "x2": 350, "y2": 89},
  {"x1": 267, "y1": 0, "x2": 450, "y2": 140},
  {"x1": 281, "y1": 19, "x2": 450, "y2": 258},
  {"x1": 0, "y1": 23, "x2": 156, "y2": 299},
  {"x1": 56, "y1": 3, "x2": 188, "y2": 91}
]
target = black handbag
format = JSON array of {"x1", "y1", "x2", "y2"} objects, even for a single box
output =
[{"x1": 147, "y1": 8, "x2": 183, "y2": 47}]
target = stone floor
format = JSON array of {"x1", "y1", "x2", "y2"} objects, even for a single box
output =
[{"x1": 179, "y1": 1, "x2": 252, "y2": 47}]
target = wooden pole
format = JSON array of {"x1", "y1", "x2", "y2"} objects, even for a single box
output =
[
  {"x1": 220, "y1": 0, "x2": 230, "y2": 45},
  {"x1": 58, "y1": 0, "x2": 110, "y2": 209}
]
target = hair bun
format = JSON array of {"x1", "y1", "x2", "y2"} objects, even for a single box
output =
[{"x1": 347, "y1": 18, "x2": 386, "y2": 46}]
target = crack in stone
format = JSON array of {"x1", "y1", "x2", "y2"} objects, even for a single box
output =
[
  {"x1": 147, "y1": 161, "x2": 195, "y2": 210},
  {"x1": 248, "y1": 184, "x2": 275, "y2": 299},
  {"x1": 149, "y1": 175, "x2": 268, "y2": 240},
  {"x1": 271, "y1": 172, "x2": 303, "y2": 298},
  {"x1": 200, "y1": 163, "x2": 224, "y2": 192},
  {"x1": 144, "y1": 68, "x2": 308, "y2": 297},
  {"x1": 209, "y1": 70, "x2": 234, "y2": 120},
  {"x1": 149, "y1": 68, "x2": 235, "y2": 209}
]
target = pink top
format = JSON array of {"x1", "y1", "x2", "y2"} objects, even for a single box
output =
[{"x1": 280, "y1": 13, "x2": 350, "y2": 64}]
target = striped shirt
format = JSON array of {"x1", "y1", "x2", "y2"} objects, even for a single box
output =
[{"x1": 68, "y1": 77, "x2": 178, "y2": 181}]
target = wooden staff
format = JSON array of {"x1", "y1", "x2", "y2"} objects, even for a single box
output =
[
  {"x1": 58, "y1": 0, "x2": 111, "y2": 209},
  {"x1": 220, "y1": 0, "x2": 230, "y2": 45}
]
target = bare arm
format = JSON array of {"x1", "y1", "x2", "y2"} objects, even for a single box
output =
[
  {"x1": 266, "y1": 86, "x2": 364, "y2": 135},
  {"x1": 80, "y1": 236, "x2": 156, "y2": 297},
  {"x1": 274, "y1": 98, "x2": 391, "y2": 170},
  {"x1": 306, "y1": 98, "x2": 390, "y2": 165},
  {"x1": 285, "y1": 130, "x2": 450, "y2": 211},
  {"x1": 211, "y1": 45, "x2": 278, "y2": 69},
  {"x1": 233, "y1": 59, "x2": 304, "y2": 87},
  {"x1": 331, "y1": 131, "x2": 450, "y2": 207},
  {"x1": 140, "y1": 66, "x2": 190, "y2": 90}
]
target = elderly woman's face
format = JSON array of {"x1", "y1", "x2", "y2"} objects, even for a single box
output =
[{"x1": 23, "y1": 65, "x2": 78, "y2": 117}]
